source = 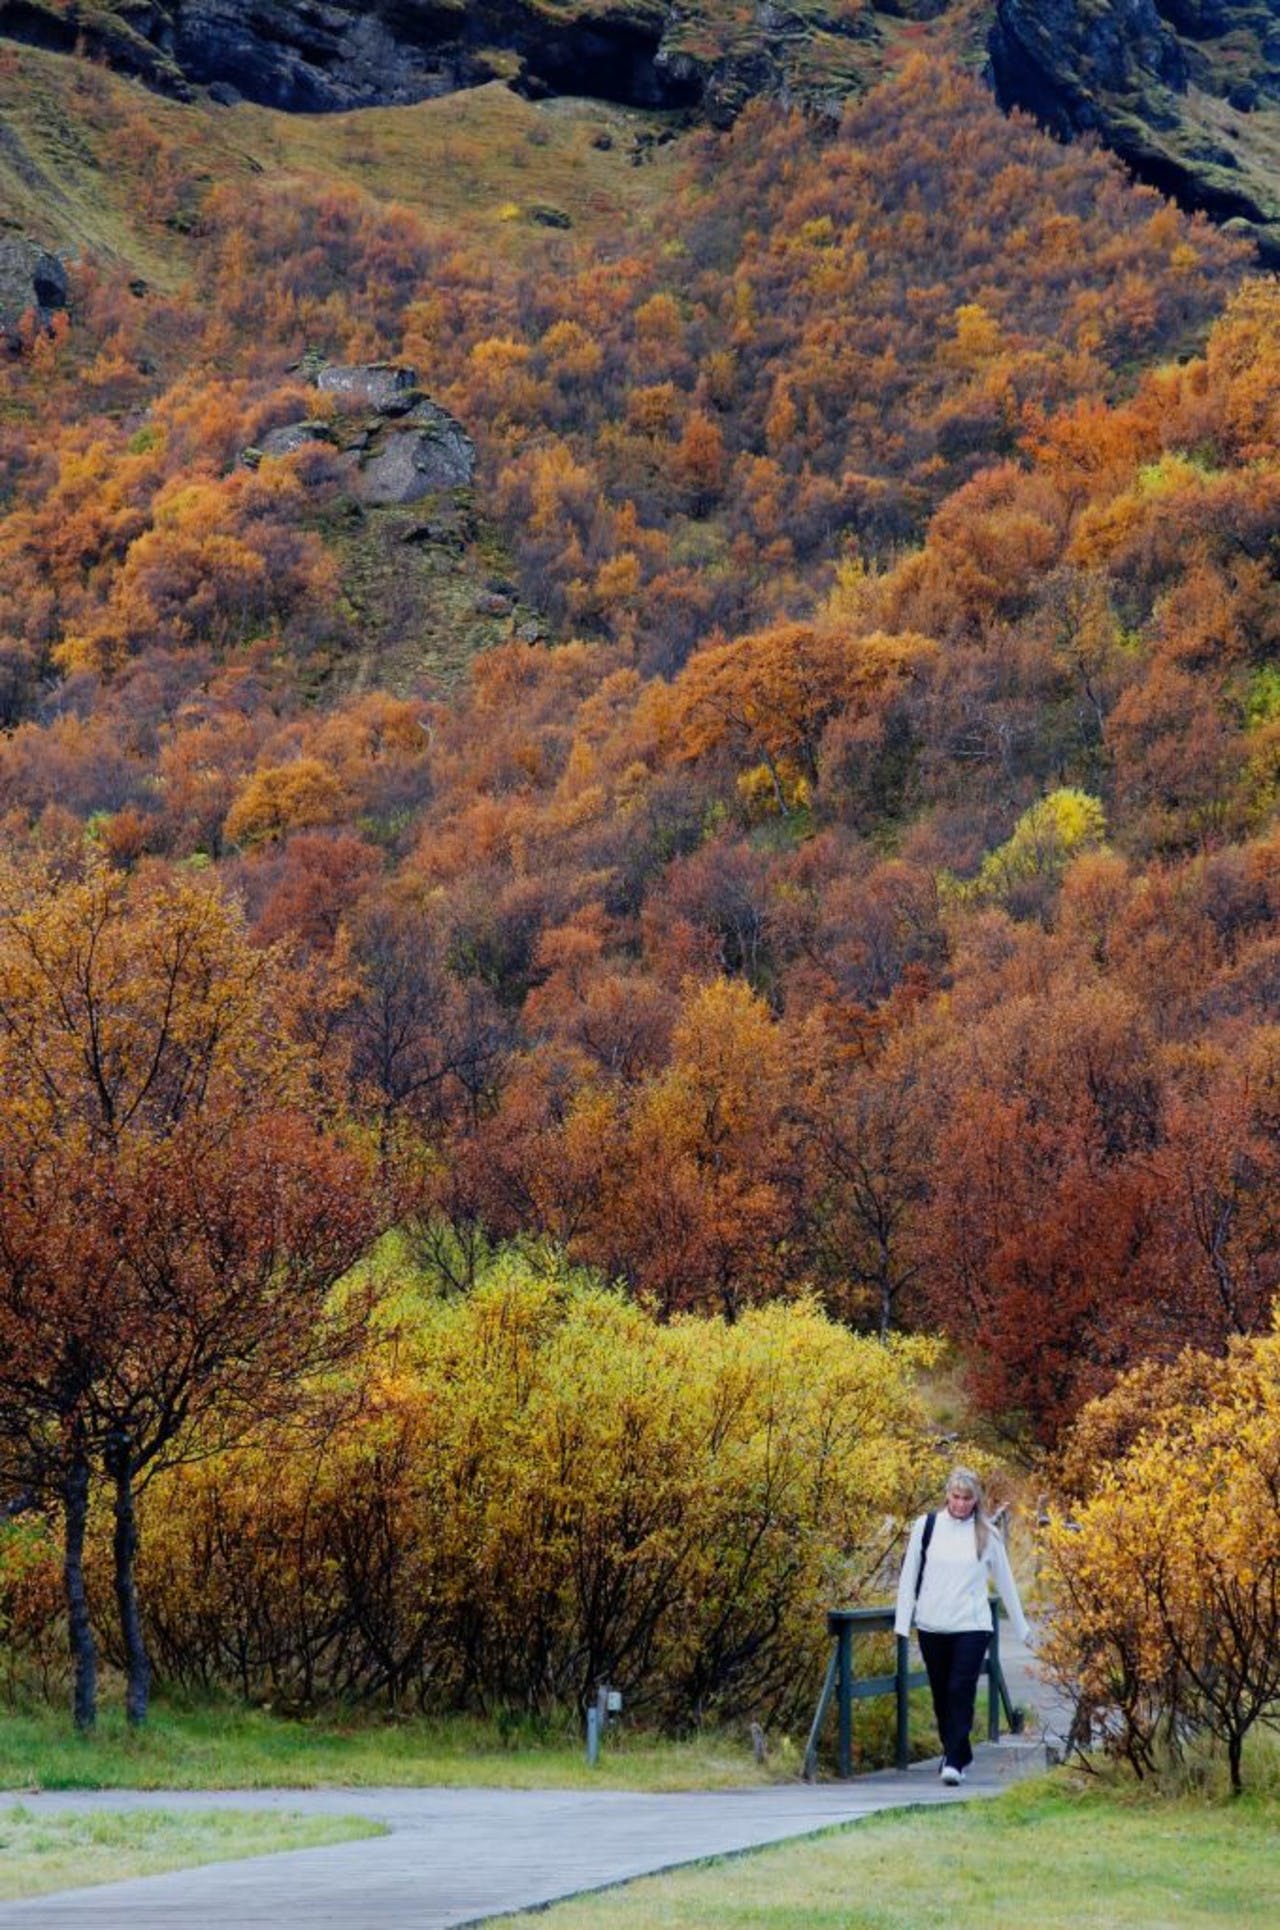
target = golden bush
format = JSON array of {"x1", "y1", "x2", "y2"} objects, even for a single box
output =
[
  {"x1": 131, "y1": 1257, "x2": 942, "y2": 1723},
  {"x1": 1042, "y1": 1320, "x2": 1280, "y2": 1791}
]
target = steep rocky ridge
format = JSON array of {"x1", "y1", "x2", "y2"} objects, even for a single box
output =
[{"x1": 0, "y1": 0, "x2": 881, "y2": 123}]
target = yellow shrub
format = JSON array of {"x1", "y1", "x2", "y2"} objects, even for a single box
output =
[
  {"x1": 1042, "y1": 1321, "x2": 1280, "y2": 1790},
  {"x1": 134, "y1": 1256, "x2": 943, "y2": 1723},
  {"x1": 0, "y1": 1521, "x2": 65, "y2": 1702}
]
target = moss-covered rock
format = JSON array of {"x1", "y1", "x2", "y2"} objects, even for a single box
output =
[{"x1": 0, "y1": 235, "x2": 68, "y2": 339}]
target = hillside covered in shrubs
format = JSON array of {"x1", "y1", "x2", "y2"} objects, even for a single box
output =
[{"x1": 4, "y1": 23, "x2": 1280, "y2": 1750}]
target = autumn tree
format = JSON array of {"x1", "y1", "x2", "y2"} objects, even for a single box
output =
[
  {"x1": 918, "y1": 972, "x2": 1164, "y2": 1441},
  {"x1": 1043, "y1": 1323, "x2": 1280, "y2": 1792},
  {"x1": 674, "y1": 623, "x2": 936, "y2": 815},
  {"x1": 344, "y1": 893, "x2": 513, "y2": 1142},
  {"x1": 1147, "y1": 1039, "x2": 1280, "y2": 1350},
  {"x1": 597, "y1": 977, "x2": 805, "y2": 1319},
  {"x1": 798, "y1": 1032, "x2": 931, "y2": 1336},
  {"x1": 0, "y1": 854, "x2": 389, "y2": 1728}
]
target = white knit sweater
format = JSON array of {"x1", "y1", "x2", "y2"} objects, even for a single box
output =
[{"x1": 893, "y1": 1508, "x2": 1030, "y2": 1642}]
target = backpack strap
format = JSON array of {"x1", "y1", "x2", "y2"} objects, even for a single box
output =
[{"x1": 913, "y1": 1511, "x2": 937, "y2": 1604}]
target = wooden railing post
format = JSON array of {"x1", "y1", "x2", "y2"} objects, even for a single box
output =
[
  {"x1": 987, "y1": 1600, "x2": 1001, "y2": 1743},
  {"x1": 809, "y1": 1609, "x2": 928, "y2": 1780},
  {"x1": 808, "y1": 1604, "x2": 1020, "y2": 1780},
  {"x1": 802, "y1": 1644, "x2": 840, "y2": 1782},
  {"x1": 895, "y1": 1634, "x2": 911, "y2": 1771},
  {"x1": 836, "y1": 1616, "x2": 854, "y2": 1778}
]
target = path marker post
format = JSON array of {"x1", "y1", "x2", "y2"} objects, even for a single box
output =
[{"x1": 585, "y1": 1683, "x2": 623, "y2": 1766}]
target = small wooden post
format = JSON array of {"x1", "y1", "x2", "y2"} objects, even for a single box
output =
[
  {"x1": 836, "y1": 1616, "x2": 854, "y2": 1778},
  {"x1": 802, "y1": 1645, "x2": 839, "y2": 1782},
  {"x1": 987, "y1": 1601, "x2": 1001, "y2": 1743},
  {"x1": 895, "y1": 1634, "x2": 911, "y2": 1772}
]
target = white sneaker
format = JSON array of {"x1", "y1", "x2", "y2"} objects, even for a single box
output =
[{"x1": 940, "y1": 1765, "x2": 962, "y2": 1786}]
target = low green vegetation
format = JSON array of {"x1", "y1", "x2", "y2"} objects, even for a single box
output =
[
  {"x1": 492, "y1": 1772, "x2": 1280, "y2": 1929},
  {"x1": 0, "y1": 1700, "x2": 781, "y2": 1792},
  {"x1": 0, "y1": 1804, "x2": 383, "y2": 1902}
]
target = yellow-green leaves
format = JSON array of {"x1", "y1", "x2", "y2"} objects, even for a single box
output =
[
  {"x1": 130, "y1": 1256, "x2": 944, "y2": 1722},
  {"x1": 1042, "y1": 1325, "x2": 1280, "y2": 1791},
  {"x1": 946, "y1": 788, "x2": 1107, "y2": 909}
]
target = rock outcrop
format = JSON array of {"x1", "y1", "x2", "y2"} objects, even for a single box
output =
[
  {"x1": 0, "y1": 0, "x2": 190, "y2": 93},
  {"x1": 248, "y1": 365, "x2": 476, "y2": 508},
  {"x1": 316, "y1": 365, "x2": 421, "y2": 413},
  {"x1": 354, "y1": 400, "x2": 476, "y2": 507},
  {"x1": 0, "y1": 0, "x2": 874, "y2": 119},
  {"x1": 990, "y1": 0, "x2": 1280, "y2": 261},
  {"x1": 0, "y1": 236, "x2": 68, "y2": 341},
  {"x1": 255, "y1": 421, "x2": 335, "y2": 459}
]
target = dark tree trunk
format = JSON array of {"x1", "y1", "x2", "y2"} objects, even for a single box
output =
[
  {"x1": 112, "y1": 1454, "x2": 150, "y2": 1726},
  {"x1": 62, "y1": 1444, "x2": 96, "y2": 1731}
]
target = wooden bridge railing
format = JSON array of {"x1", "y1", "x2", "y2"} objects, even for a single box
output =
[{"x1": 802, "y1": 1603, "x2": 1019, "y2": 1780}]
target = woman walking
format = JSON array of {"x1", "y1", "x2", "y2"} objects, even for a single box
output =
[{"x1": 894, "y1": 1467, "x2": 1030, "y2": 1784}]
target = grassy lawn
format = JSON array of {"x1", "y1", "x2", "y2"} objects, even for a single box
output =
[
  {"x1": 0, "y1": 1804, "x2": 384, "y2": 1902},
  {"x1": 0, "y1": 1700, "x2": 782, "y2": 1792},
  {"x1": 491, "y1": 1775, "x2": 1280, "y2": 1930}
]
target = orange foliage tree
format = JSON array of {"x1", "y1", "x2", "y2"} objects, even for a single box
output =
[{"x1": 0, "y1": 854, "x2": 389, "y2": 1729}]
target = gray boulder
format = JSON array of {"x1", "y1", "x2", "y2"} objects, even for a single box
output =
[
  {"x1": 257, "y1": 421, "x2": 336, "y2": 458},
  {"x1": 0, "y1": 240, "x2": 69, "y2": 338},
  {"x1": 355, "y1": 402, "x2": 475, "y2": 507},
  {"x1": 316, "y1": 364, "x2": 419, "y2": 412}
]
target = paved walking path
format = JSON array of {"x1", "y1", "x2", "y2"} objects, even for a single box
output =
[{"x1": 0, "y1": 1632, "x2": 1060, "y2": 1928}]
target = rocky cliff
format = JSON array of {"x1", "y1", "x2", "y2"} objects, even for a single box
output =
[
  {"x1": 0, "y1": 0, "x2": 879, "y2": 123},
  {"x1": 990, "y1": 0, "x2": 1280, "y2": 261}
]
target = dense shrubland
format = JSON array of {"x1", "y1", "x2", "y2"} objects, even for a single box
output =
[{"x1": 0, "y1": 59, "x2": 1244, "y2": 724}]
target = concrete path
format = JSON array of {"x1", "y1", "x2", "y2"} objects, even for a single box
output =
[
  {"x1": 0, "y1": 1748, "x2": 1040, "y2": 1930},
  {"x1": 0, "y1": 1631, "x2": 1059, "y2": 1928}
]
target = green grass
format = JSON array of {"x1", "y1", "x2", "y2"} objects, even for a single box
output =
[
  {"x1": 0, "y1": 1699, "x2": 781, "y2": 1792},
  {"x1": 235, "y1": 83, "x2": 687, "y2": 263},
  {"x1": 0, "y1": 1803, "x2": 384, "y2": 1902},
  {"x1": 491, "y1": 1773, "x2": 1280, "y2": 1929}
]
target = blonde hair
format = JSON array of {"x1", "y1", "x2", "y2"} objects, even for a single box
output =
[{"x1": 946, "y1": 1465, "x2": 996, "y2": 1559}]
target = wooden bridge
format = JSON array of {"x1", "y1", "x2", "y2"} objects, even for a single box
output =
[{"x1": 803, "y1": 1602, "x2": 1021, "y2": 1779}]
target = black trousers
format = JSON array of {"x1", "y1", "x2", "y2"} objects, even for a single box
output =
[{"x1": 917, "y1": 1628, "x2": 990, "y2": 1770}]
